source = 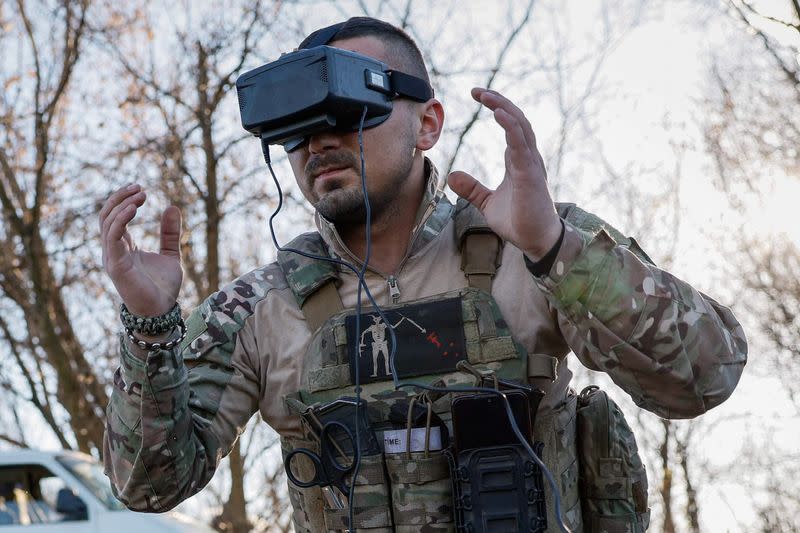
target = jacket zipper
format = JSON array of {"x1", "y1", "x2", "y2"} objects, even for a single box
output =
[
  {"x1": 328, "y1": 203, "x2": 438, "y2": 305},
  {"x1": 387, "y1": 276, "x2": 401, "y2": 303}
]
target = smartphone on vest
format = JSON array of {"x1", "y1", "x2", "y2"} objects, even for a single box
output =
[{"x1": 451, "y1": 390, "x2": 532, "y2": 454}]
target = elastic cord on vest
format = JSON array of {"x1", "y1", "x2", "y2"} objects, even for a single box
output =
[{"x1": 262, "y1": 110, "x2": 571, "y2": 533}]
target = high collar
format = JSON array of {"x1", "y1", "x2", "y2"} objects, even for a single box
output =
[{"x1": 314, "y1": 157, "x2": 454, "y2": 275}]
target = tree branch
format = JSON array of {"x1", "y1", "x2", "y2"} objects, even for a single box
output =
[
  {"x1": 0, "y1": 312, "x2": 72, "y2": 449},
  {"x1": 729, "y1": 1, "x2": 800, "y2": 91},
  {"x1": 444, "y1": 0, "x2": 536, "y2": 175},
  {"x1": 30, "y1": 1, "x2": 88, "y2": 232},
  {"x1": 99, "y1": 33, "x2": 195, "y2": 113},
  {"x1": 216, "y1": 133, "x2": 251, "y2": 163},
  {"x1": 0, "y1": 433, "x2": 27, "y2": 448},
  {"x1": 400, "y1": 0, "x2": 413, "y2": 29},
  {"x1": 741, "y1": 0, "x2": 800, "y2": 31},
  {"x1": 210, "y1": 0, "x2": 270, "y2": 109},
  {"x1": 42, "y1": 1, "x2": 89, "y2": 123},
  {"x1": 16, "y1": 0, "x2": 42, "y2": 117},
  {"x1": 0, "y1": 151, "x2": 26, "y2": 237}
]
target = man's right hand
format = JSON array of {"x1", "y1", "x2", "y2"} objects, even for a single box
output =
[{"x1": 100, "y1": 184, "x2": 183, "y2": 318}]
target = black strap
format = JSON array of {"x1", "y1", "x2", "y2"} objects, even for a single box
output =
[
  {"x1": 389, "y1": 70, "x2": 434, "y2": 101},
  {"x1": 301, "y1": 21, "x2": 433, "y2": 101},
  {"x1": 301, "y1": 22, "x2": 344, "y2": 49}
]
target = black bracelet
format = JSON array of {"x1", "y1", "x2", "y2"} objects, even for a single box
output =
[
  {"x1": 120, "y1": 302, "x2": 181, "y2": 336},
  {"x1": 125, "y1": 318, "x2": 187, "y2": 351}
]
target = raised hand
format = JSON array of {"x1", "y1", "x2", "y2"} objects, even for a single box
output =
[
  {"x1": 448, "y1": 88, "x2": 562, "y2": 261},
  {"x1": 99, "y1": 184, "x2": 183, "y2": 318}
]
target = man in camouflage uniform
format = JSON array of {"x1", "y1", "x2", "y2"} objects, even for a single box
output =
[{"x1": 99, "y1": 16, "x2": 747, "y2": 532}]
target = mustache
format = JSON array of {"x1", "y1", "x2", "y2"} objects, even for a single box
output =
[{"x1": 305, "y1": 151, "x2": 359, "y2": 179}]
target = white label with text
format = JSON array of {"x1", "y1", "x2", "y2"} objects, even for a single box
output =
[{"x1": 383, "y1": 427, "x2": 442, "y2": 454}]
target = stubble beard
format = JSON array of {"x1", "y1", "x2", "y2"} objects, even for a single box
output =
[
  {"x1": 313, "y1": 145, "x2": 416, "y2": 226},
  {"x1": 315, "y1": 162, "x2": 412, "y2": 225}
]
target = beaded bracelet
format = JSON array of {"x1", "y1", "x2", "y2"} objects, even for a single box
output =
[
  {"x1": 120, "y1": 303, "x2": 181, "y2": 336},
  {"x1": 125, "y1": 319, "x2": 187, "y2": 351}
]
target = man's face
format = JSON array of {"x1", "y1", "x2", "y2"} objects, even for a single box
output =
[{"x1": 287, "y1": 36, "x2": 420, "y2": 225}]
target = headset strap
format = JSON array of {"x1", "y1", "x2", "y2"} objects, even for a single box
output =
[
  {"x1": 301, "y1": 22, "x2": 345, "y2": 49},
  {"x1": 389, "y1": 70, "x2": 434, "y2": 101},
  {"x1": 301, "y1": 22, "x2": 433, "y2": 101}
]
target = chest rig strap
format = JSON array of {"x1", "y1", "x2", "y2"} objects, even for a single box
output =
[
  {"x1": 279, "y1": 202, "x2": 511, "y2": 331},
  {"x1": 277, "y1": 232, "x2": 344, "y2": 332},
  {"x1": 454, "y1": 199, "x2": 503, "y2": 293},
  {"x1": 279, "y1": 201, "x2": 654, "y2": 333}
]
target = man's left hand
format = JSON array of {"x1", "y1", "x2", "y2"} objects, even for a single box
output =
[{"x1": 448, "y1": 88, "x2": 562, "y2": 261}]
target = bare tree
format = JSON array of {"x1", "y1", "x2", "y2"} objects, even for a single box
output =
[
  {"x1": 675, "y1": 425, "x2": 701, "y2": 533},
  {"x1": 91, "y1": 2, "x2": 295, "y2": 530},
  {"x1": 0, "y1": 0, "x2": 112, "y2": 453},
  {"x1": 705, "y1": 0, "x2": 800, "y2": 409},
  {"x1": 703, "y1": 0, "x2": 800, "y2": 529}
]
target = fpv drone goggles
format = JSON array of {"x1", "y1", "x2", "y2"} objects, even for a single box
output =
[{"x1": 235, "y1": 23, "x2": 434, "y2": 152}]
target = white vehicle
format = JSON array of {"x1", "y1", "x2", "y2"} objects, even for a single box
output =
[{"x1": 0, "y1": 449, "x2": 215, "y2": 532}]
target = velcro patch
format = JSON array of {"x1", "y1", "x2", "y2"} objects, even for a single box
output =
[{"x1": 345, "y1": 297, "x2": 467, "y2": 383}]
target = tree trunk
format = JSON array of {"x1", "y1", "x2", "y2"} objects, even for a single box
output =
[
  {"x1": 212, "y1": 440, "x2": 251, "y2": 533},
  {"x1": 678, "y1": 440, "x2": 701, "y2": 533},
  {"x1": 194, "y1": 39, "x2": 247, "y2": 531},
  {"x1": 25, "y1": 226, "x2": 108, "y2": 452},
  {"x1": 660, "y1": 419, "x2": 676, "y2": 533}
]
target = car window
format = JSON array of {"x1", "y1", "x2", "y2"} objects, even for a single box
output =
[
  {"x1": 0, "y1": 464, "x2": 88, "y2": 526},
  {"x1": 55, "y1": 456, "x2": 126, "y2": 511}
]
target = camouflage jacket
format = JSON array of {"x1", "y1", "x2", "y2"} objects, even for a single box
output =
[{"x1": 103, "y1": 160, "x2": 747, "y2": 516}]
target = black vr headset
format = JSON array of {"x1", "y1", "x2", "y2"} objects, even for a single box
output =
[{"x1": 235, "y1": 22, "x2": 433, "y2": 152}]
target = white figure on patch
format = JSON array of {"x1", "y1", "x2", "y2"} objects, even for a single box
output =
[
  {"x1": 360, "y1": 315, "x2": 392, "y2": 377},
  {"x1": 359, "y1": 314, "x2": 427, "y2": 377}
]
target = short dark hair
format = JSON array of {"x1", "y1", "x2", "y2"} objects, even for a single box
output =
[{"x1": 298, "y1": 17, "x2": 430, "y2": 85}]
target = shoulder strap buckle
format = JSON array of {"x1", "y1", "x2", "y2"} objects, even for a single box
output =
[{"x1": 453, "y1": 199, "x2": 503, "y2": 292}]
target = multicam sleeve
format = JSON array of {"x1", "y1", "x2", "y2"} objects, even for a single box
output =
[
  {"x1": 103, "y1": 280, "x2": 264, "y2": 512},
  {"x1": 530, "y1": 221, "x2": 748, "y2": 419}
]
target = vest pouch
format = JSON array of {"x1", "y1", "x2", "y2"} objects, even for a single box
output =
[
  {"x1": 323, "y1": 452, "x2": 393, "y2": 532},
  {"x1": 576, "y1": 385, "x2": 650, "y2": 532},
  {"x1": 386, "y1": 450, "x2": 454, "y2": 532},
  {"x1": 281, "y1": 438, "x2": 327, "y2": 533},
  {"x1": 448, "y1": 443, "x2": 547, "y2": 533},
  {"x1": 536, "y1": 393, "x2": 582, "y2": 532}
]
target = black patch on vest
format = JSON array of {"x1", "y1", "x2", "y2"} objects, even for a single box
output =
[{"x1": 346, "y1": 297, "x2": 467, "y2": 384}]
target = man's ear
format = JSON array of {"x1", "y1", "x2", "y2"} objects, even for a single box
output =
[{"x1": 415, "y1": 99, "x2": 444, "y2": 151}]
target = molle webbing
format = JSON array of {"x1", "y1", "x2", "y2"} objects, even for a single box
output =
[
  {"x1": 298, "y1": 287, "x2": 528, "y2": 401},
  {"x1": 527, "y1": 352, "x2": 559, "y2": 381},
  {"x1": 453, "y1": 199, "x2": 503, "y2": 292},
  {"x1": 277, "y1": 232, "x2": 344, "y2": 332},
  {"x1": 284, "y1": 285, "x2": 532, "y2": 533},
  {"x1": 576, "y1": 386, "x2": 650, "y2": 533}
]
